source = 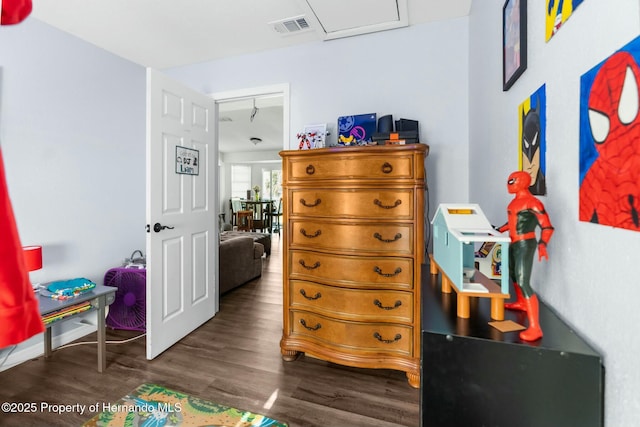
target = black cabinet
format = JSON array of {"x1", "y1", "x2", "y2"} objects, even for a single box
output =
[{"x1": 421, "y1": 266, "x2": 604, "y2": 427}]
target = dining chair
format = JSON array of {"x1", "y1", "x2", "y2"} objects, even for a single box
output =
[
  {"x1": 236, "y1": 210, "x2": 254, "y2": 231},
  {"x1": 230, "y1": 198, "x2": 244, "y2": 227},
  {"x1": 266, "y1": 198, "x2": 283, "y2": 234}
]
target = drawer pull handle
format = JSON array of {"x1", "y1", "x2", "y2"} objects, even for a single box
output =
[
  {"x1": 373, "y1": 266, "x2": 402, "y2": 277},
  {"x1": 381, "y1": 162, "x2": 393, "y2": 174},
  {"x1": 300, "y1": 228, "x2": 322, "y2": 238},
  {"x1": 306, "y1": 164, "x2": 315, "y2": 175},
  {"x1": 300, "y1": 319, "x2": 321, "y2": 331},
  {"x1": 300, "y1": 198, "x2": 321, "y2": 207},
  {"x1": 300, "y1": 289, "x2": 322, "y2": 300},
  {"x1": 373, "y1": 232, "x2": 402, "y2": 243},
  {"x1": 373, "y1": 332, "x2": 402, "y2": 343},
  {"x1": 373, "y1": 299, "x2": 402, "y2": 310},
  {"x1": 374, "y1": 199, "x2": 402, "y2": 209},
  {"x1": 300, "y1": 260, "x2": 321, "y2": 270}
]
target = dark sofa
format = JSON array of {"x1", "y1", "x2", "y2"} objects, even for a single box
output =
[
  {"x1": 219, "y1": 236, "x2": 264, "y2": 294},
  {"x1": 221, "y1": 231, "x2": 271, "y2": 256}
]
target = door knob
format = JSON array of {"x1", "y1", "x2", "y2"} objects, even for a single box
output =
[{"x1": 153, "y1": 222, "x2": 175, "y2": 233}]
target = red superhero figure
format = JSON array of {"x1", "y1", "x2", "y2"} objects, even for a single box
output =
[
  {"x1": 580, "y1": 51, "x2": 640, "y2": 230},
  {"x1": 497, "y1": 171, "x2": 554, "y2": 341}
]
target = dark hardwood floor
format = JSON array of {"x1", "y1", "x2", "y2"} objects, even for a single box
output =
[{"x1": 0, "y1": 235, "x2": 420, "y2": 426}]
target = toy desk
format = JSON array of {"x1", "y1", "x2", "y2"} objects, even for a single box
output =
[{"x1": 38, "y1": 284, "x2": 117, "y2": 372}]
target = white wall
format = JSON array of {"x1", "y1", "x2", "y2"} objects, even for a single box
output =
[
  {"x1": 167, "y1": 18, "x2": 471, "y2": 240},
  {"x1": 0, "y1": 18, "x2": 145, "y2": 368},
  {"x1": 469, "y1": 1, "x2": 640, "y2": 426}
]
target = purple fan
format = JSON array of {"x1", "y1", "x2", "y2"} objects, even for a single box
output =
[{"x1": 104, "y1": 268, "x2": 146, "y2": 331}]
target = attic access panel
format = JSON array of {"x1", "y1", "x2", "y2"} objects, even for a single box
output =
[{"x1": 303, "y1": 0, "x2": 408, "y2": 40}]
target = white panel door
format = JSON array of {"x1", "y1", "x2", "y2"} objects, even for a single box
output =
[{"x1": 146, "y1": 68, "x2": 218, "y2": 359}]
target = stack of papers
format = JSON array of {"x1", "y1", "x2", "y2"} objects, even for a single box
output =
[{"x1": 41, "y1": 302, "x2": 92, "y2": 325}]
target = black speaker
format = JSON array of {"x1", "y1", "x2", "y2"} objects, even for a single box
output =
[
  {"x1": 395, "y1": 118, "x2": 419, "y2": 132},
  {"x1": 377, "y1": 115, "x2": 393, "y2": 133}
]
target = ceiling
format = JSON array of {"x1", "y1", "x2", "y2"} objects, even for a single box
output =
[
  {"x1": 31, "y1": 0, "x2": 472, "y2": 69},
  {"x1": 218, "y1": 95, "x2": 284, "y2": 154},
  {"x1": 30, "y1": 0, "x2": 471, "y2": 154}
]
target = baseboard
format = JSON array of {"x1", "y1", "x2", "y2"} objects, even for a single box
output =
[{"x1": 0, "y1": 318, "x2": 97, "y2": 372}]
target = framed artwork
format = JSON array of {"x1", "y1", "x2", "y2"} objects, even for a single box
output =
[
  {"x1": 297, "y1": 124, "x2": 327, "y2": 150},
  {"x1": 545, "y1": 0, "x2": 586, "y2": 42},
  {"x1": 503, "y1": 0, "x2": 527, "y2": 91},
  {"x1": 305, "y1": 124, "x2": 327, "y2": 149},
  {"x1": 518, "y1": 84, "x2": 546, "y2": 195},
  {"x1": 175, "y1": 146, "x2": 199, "y2": 175},
  {"x1": 579, "y1": 35, "x2": 640, "y2": 232}
]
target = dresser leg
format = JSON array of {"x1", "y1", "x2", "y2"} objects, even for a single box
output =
[
  {"x1": 281, "y1": 349, "x2": 300, "y2": 361},
  {"x1": 406, "y1": 371, "x2": 420, "y2": 389}
]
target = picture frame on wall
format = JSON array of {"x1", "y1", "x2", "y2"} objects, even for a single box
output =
[{"x1": 503, "y1": 0, "x2": 527, "y2": 91}]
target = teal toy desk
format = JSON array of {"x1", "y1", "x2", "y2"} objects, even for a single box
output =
[{"x1": 38, "y1": 284, "x2": 117, "y2": 372}]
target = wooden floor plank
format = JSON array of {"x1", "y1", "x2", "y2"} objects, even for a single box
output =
[{"x1": 0, "y1": 236, "x2": 420, "y2": 427}]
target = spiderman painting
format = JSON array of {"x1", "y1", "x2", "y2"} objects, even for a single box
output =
[{"x1": 579, "y1": 36, "x2": 640, "y2": 232}]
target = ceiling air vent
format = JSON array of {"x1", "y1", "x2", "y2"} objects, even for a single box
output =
[{"x1": 270, "y1": 15, "x2": 312, "y2": 35}]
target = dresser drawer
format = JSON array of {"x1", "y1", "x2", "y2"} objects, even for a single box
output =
[
  {"x1": 290, "y1": 250, "x2": 413, "y2": 289},
  {"x1": 289, "y1": 189, "x2": 414, "y2": 220},
  {"x1": 290, "y1": 310, "x2": 413, "y2": 356},
  {"x1": 287, "y1": 153, "x2": 416, "y2": 181},
  {"x1": 290, "y1": 221, "x2": 414, "y2": 255},
  {"x1": 290, "y1": 280, "x2": 413, "y2": 323}
]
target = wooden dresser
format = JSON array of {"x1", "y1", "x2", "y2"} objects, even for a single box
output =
[{"x1": 279, "y1": 144, "x2": 428, "y2": 387}]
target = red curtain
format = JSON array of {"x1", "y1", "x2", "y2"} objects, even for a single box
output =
[{"x1": 0, "y1": 148, "x2": 44, "y2": 348}]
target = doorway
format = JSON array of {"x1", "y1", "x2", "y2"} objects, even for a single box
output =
[{"x1": 213, "y1": 84, "x2": 289, "y2": 228}]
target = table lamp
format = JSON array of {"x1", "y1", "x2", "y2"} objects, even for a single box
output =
[{"x1": 22, "y1": 245, "x2": 42, "y2": 290}]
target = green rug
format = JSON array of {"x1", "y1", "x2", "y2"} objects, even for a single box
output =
[{"x1": 83, "y1": 383, "x2": 288, "y2": 427}]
